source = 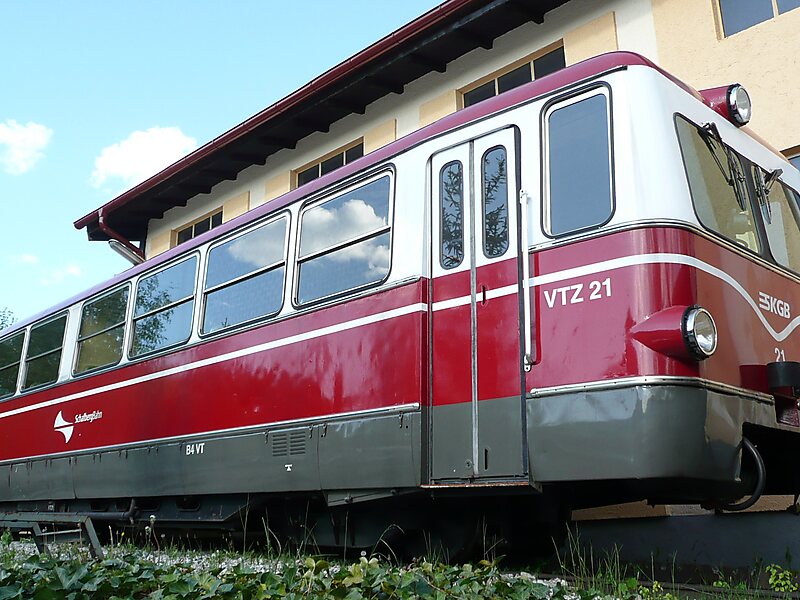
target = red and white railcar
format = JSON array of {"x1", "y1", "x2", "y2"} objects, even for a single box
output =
[{"x1": 2, "y1": 52, "x2": 800, "y2": 549}]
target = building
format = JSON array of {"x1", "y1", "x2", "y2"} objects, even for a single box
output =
[{"x1": 73, "y1": 0, "x2": 800, "y2": 260}]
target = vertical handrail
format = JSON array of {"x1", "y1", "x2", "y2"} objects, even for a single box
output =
[{"x1": 519, "y1": 190, "x2": 533, "y2": 372}]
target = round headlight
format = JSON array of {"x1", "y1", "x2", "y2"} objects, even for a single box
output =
[
  {"x1": 727, "y1": 84, "x2": 752, "y2": 126},
  {"x1": 682, "y1": 306, "x2": 718, "y2": 360}
]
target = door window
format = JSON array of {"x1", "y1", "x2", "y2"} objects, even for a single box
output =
[
  {"x1": 439, "y1": 161, "x2": 465, "y2": 269},
  {"x1": 481, "y1": 147, "x2": 509, "y2": 257}
]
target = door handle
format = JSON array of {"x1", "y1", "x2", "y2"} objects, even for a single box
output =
[{"x1": 520, "y1": 190, "x2": 533, "y2": 372}]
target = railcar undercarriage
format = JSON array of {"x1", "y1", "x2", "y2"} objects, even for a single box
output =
[{"x1": 1, "y1": 489, "x2": 576, "y2": 559}]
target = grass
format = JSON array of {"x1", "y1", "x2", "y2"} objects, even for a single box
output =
[
  {"x1": 554, "y1": 527, "x2": 798, "y2": 600},
  {"x1": 1, "y1": 527, "x2": 797, "y2": 599},
  {"x1": 0, "y1": 529, "x2": 574, "y2": 600}
]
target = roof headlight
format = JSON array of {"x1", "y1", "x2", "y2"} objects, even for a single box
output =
[
  {"x1": 727, "y1": 84, "x2": 752, "y2": 126},
  {"x1": 682, "y1": 306, "x2": 718, "y2": 360}
]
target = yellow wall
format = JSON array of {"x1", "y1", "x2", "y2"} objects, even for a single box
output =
[
  {"x1": 222, "y1": 191, "x2": 250, "y2": 222},
  {"x1": 563, "y1": 12, "x2": 619, "y2": 65},
  {"x1": 147, "y1": 229, "x2": 173, "y2": 258},
  {"x1": 363, "y1": 119, "x2": 397, "y2": 154},
  {"x1": 651, "y1": 0, "x2": 800, "y2": 152},
  {"x1": 419, "y1": 89, "x2": 460, "y2": 127},
  {"x1": 263, "y1": 171, "x2": 292, "y2": 204}
]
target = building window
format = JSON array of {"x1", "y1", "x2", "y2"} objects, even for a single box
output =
[
  {"x1": 718, "y1": 0, "x2": 799, "y2": 36},
  {"x1": 295, "y1": 140, "x2": 364, "y2": 188},
  {"x1": 778, "y1": 0, "x2": 800, "y2": 14},
  {"x1": 789, "y1": 154, "x2": 800, "y2": 173},
  {"x1": 176, "y1": 210, "x2": 223, "y2": 245},
  {"x1": 462, "y1": 45, "x2": 565, "y2": 109}
]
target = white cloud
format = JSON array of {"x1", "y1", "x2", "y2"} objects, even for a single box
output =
[
  {"x1": 10, "y1": 253, "x2": 39, "y2": 265},
  {"x1": 226, "y1": 221, "x2": 286, "y2": 270},
  {"x1": 39, "y1": 264, "x2": 83, "y2": 286},
  {"x1": 0, "y1": 119, "x2": 53, "y2": 175},
  {"x1": 90, "y1": 126, "x2": 197, "y2": 189},
  {"x1": 300, "y1": 198, "x2": 390, "y2": 278},
  {"x1": 301, "y1": 198, "x2": 387, "y2": 256}
]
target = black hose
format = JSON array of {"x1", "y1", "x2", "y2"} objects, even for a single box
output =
[
  {"x1": 79, "y1": 498, "x2": 138, "y2": 522},
  {"x1": 720, "y1": 438, "x2": 765, "y2": 512}
]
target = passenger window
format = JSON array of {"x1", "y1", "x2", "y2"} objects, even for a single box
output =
[
  {"x1": 131, "y1": 257, "x2": 197, "y2": 357},
  {"x1": 675, "y1": 117, "x2": 760, "y2": 252},
  {"x1": 203, "y1": 217, "x2": 287, "y2": 334},
  {"x1": 755, "y1": 170, "x2": 800, "y2": 272},
  {"x1": 482, "y1": 147, "x2": 509, "y2": 257},
  {"x1": 546, "y1": 92, "x2": 613, "y2": 236},
  {"x1": 75, "y1": 286, "x2": 129, "y2": 375},
  {"x1": 23, "y1": 315, "x2": 67, "y2": 390},
  {"x1": 0, "y1": 331, "x2": 25, "y2": 398},
  {"x1": 440, "y1": 161, "x2": 464, "y2": 269},
  {"x1": 296, "y1": 175, "x2": 392, "y2": 304}
]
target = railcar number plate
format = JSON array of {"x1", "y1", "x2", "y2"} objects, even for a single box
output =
[{"x1": 543, "y1": 277, "x2": 612, "y2": 308}]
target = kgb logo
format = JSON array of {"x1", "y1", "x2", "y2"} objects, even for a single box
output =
[{"x1": 759, "y1": 292, "x2": 791, "y2": 319}]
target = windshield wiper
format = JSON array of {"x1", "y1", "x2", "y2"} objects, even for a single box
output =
[
  {"x1": 753, "y1": 167, "x2": 772, "y2": 223},
  {"x1": 754, "y1": 167, "x2": 783, "y2": 224},
  {"x1": 765, "y1": 168, "x2": 783, "y2": 193},
  {"x1": 700, "y1": 122, "x2": 747, "y2": 210}
]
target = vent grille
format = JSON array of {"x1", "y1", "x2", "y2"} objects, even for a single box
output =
[{"x1": 272, "y1": 430, "x2": 307, "y2": 457}]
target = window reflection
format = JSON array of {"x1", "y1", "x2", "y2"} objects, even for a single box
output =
[
  {"x1": 202, "y1": 219, "x2": 287, "y2": 334},
  {"x1": 757, "y1": 174, "x2": 800, "y2": 272},
  {"x1": 23, "y1": 314, "x2": 67, "y2": 390},
  {"x1": 297, "y1": 233, "x2": 390, "y2": 304},
  {"x1": 0, "y1": 332, "x2": 24, "y2": 398},
  {"x1": 482, "y1": 148, "x2": 509, "y2": 257},
  {"x1": 131, "y1": 257, "x2": 197, "y2": 357},
  {"x1": 131, "y1": 301, "x2": 194, "y2": 356},
  {"x1": 297, "y1": 176, "x2": 392, "y2": 304},
  {"x1": 676, "y1": 117, "x2": 760, "y2": 252},
  {"x1": 75, "y1": 286, "x2": 129, "y2": 374},
  {"x1": 206, "y1": 219, "x2": 286, "y2": 289},
  {"x1": 300, "y1": 177, "x2": 390, "y2": 257},
  {"x1": 440, "y1": 162, "x2": 464, "y2": 269},
  {"x1": 135, "y1": 258, "x2": 196, "y2": 318},
  {"x1": 204, "y1": 268, "x2": 285, "y2": 333},
  {"x1": 548, "y1": 93, "x2": 612, "y2": 236}
]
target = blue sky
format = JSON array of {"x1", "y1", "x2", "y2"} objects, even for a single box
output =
[{"x1": 0, "y1": 0, "x2": 440, "y2": 323}]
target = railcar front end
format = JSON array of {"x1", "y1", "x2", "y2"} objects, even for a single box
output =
[{"x1": 525, "y1": 67, "x2": 800, "y2": 511}]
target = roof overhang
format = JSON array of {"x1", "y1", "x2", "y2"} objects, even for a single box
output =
[{"x1": 74, "y1": 0, "x2": 571, "y2": 242}]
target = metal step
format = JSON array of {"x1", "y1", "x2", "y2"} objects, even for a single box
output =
[{"x1": 0, "y1": 512, "x2": 104, "y2": 559}]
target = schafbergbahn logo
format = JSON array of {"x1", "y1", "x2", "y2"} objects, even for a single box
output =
[{"x1": 53, "y1": 410, "x2": 103, "y2": 443}]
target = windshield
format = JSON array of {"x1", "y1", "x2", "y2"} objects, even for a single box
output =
[
  {"x1": 676, "y1": 115, "x2": 800, "y2": 274},
  {"x1": 675, "y1": 116, "x2": 760, "y2": 253},
  {"x1": 752, "y1": 164, "x2": 800, "y2": 272}
]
